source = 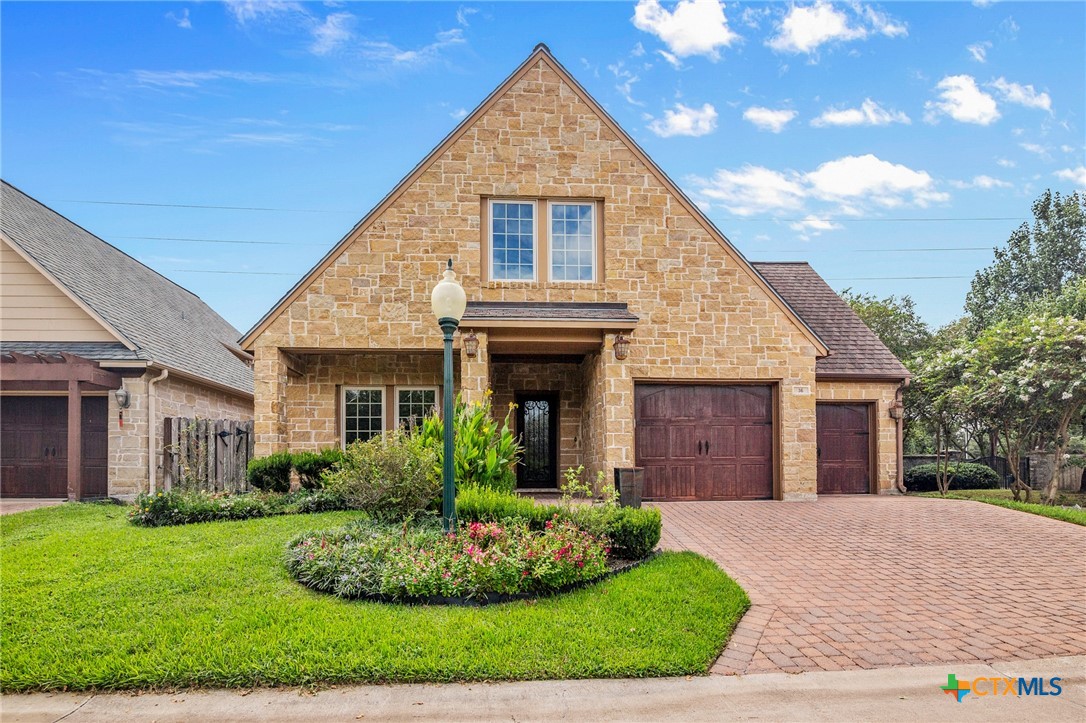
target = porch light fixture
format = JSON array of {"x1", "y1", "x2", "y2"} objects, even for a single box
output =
[
  {"x1": 114, "y1": 388, "x2": 131, "y2": 409},
  {"x1": 430, "y1": 259, "x2": 467, "y2": 532},
  {"x1": 613, "y1": 334, "x2": 631, "y2": 361},
  {"x1": 889, "y1": 401, "x2": 904, "y2": 420},
  {"x1": 462, "y1": 331, "x2": 479, "y2": 359}
]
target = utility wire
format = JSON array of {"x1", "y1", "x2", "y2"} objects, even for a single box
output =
[
  {"x1": 824, "y1": 275, "x2": 970, "y2": 280},
  {"x1": 58, "y1": 199, "x2": 340, "y2": 213},
  {"x1": 171, "y1": 269, "x2": 295, "y2": 276},
  {"x1": 114, "y1": 235, "x2": 327, "y2": 246}
]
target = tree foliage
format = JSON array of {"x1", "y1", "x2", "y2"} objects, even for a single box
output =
[
  {"x1": 840, "y1": 289, "x2": 932, "y2": 360},
  {"x1": 965, "y1": 190, "x2": 1086, "y2": 331}
]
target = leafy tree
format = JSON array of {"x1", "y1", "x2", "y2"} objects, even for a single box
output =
[
  {"x1": 952, "y1": 315, "x2": 1086, "y2": 504},
  {"x1": 1024, "y1": 275, "x2": 1086, "y2": 320},
  {"x1": 908, "y1": 347, "x2": 974, "y2": 495},
  {"x1": 840, "y1": 289, "x2": 932, "y2": 361},
  {"x1": 965, "y1": 190, "x2": 1086, "y2": 331}
]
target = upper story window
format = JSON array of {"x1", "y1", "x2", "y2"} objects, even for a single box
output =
[{"x1": 486, "y1": 198, "x2": 599, "y2": 284}]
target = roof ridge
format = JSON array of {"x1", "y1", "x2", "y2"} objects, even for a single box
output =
[{"x1": 1, "y1": 179, "x2": 204, "y2": 303}]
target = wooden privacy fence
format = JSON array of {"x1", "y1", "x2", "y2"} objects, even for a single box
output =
[{"x1": 162, "y1": 417, "x2": 255, "y2": 493}]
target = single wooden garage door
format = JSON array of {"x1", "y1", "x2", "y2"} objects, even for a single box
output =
[
  {"x1": 635, "y1": 384, "x2": 773, "y2": 501},
  {"x1": 0, "y1": 396, "x2": 108, "y2": 498},
  {"x1": 816, "y1": 403, "x2": 871, "y2": 494}
]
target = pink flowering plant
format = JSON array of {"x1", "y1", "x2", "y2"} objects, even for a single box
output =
[{"x1": 286, "y1": 516, "x2": 609, "y2": 600}]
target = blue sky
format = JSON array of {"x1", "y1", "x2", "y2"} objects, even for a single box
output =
[{"x1": 2, "y1": 1, "x2": 1084, "y2": 334}]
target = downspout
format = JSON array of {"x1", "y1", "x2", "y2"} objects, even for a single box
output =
[
  {"x1": 147, "y1": 368, "x2": 169, "y2": 494},
  {"x1": 894, "y1": 381, "x2": 908, "y2": 494}
]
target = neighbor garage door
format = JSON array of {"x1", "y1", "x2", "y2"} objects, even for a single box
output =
[
  {"x1": 0, "y1": 396, "x2": 109, "y2": 498},
  {"x1": 635, "y1": 384, "x2": 773, "y2": 500},
  {"x1": 816, "y1": 403, "x2": 871, "y2": 494}
]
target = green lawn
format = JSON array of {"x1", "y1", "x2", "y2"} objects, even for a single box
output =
[
  {"x1": 918, "y1": 488, "x2": 1086, "y2": 526},
  {"x1": 0, "y1": 504, "x2": 748, "y2": 692}
]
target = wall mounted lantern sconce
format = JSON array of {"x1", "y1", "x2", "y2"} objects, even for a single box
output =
[
  {"x1": 462, "y1": 331, "x2": 479, "y2": 358},
  {"x1": 613, "y1": 334, "x2": 631, "y2": 361},
  {"x1": 114, "y1": 388, "x2": 131, "y2": 409},
  {"x1": 889, "y1": 401, "x2": 904, "y2": 420}
]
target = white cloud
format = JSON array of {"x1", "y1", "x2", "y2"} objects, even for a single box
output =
[
  {"x1": 859, "y1": 5, "x2": 908, "y2": 38},
  {"x1": 455, "y1": 6, "x2": 478, "y2": 27},
  {"x1": 743, "y1": 106, "x2": 797, "y2": 133},
  {"x1": 767, "y1": 2, "x2": 866, "y2": 54},
  {"x1": 608, "y1": 62, "x2": 643, "y2": 106},
  {"x1": 359, "y1": 28, "x2": 465, "y2": 66},
  {"x1": 224, "y1": 0, "x2": 305, "y2": 25},
  {"x1": 632, "y1": 0, "x2": 739, "y2": 60},
  {"x1": 1055, "y1": 166, "x2": 1086, "y2": 187},
  {"x1": 1020, "y1": 142, "x2": 1049, "y2": 157},
  {"x1": 310, "y1": 12, "x2": 354, "y2": 55},
  {"x1": 950, "y1": 175, "x2": 1012, "y2": 189},
  {"x1": 166, "y1": 8, "x2": 192, "y2": 29},
  {"x1": 805, "y1": 154, "x2": 948, "y2": 207},
  {"x1": 450, "y1": 107, "x2": 468, "y2": 120},
  {"x1": 129, "y1": 69, "x2": 279, "y2": 89},
  {"x1": 657, "y1": 50, "x2": 683, "y2": 69},
  {"x1": 924, "y1": 75, "x2": 1000, "y2": 125},
  {"x1": 789, "y1": 215, "x2": 842, "y2": 239},
  {"x1": 990, "y1": 77, "x2": 1052, "y2": 111},
  {"x1": 996, "y1": 157, "x2": 1016, "y2": 168},
  {"x1": 690, "y1": 165, "x2": 807, "y2": 215},
  {"x1": 648, "y1": 102, "x2": 718, "y2": 137},
  {"x1": 966, "y1": 41, "x2": 991, "y2": 63},
  {"x1": 811, "y1": 98, "x2": 910, "y2": 127}
]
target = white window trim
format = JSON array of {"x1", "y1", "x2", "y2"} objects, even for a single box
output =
[
  {"x1": 341, "y1": 386, "x2": 385, "y2": 449},
  {"x1": 489, "y1": 198, "x2": 538, "y2": 282},
  {"x1": 395, "y1": 386, "x2": 440, "y2": 428},
  {"x1": 547, "y1": 200, "x2": 596, "y2": 283}
]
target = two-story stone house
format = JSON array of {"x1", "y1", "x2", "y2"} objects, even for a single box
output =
[{"x1": 240, "y1": 45, "x2": 909, "y2": 501}]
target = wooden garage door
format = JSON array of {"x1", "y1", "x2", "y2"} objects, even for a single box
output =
[
  {"x1": 816, "y1": 403, "x2": 871, "y2": 495},
  {"x1": 0, "y1": 396, "x2": 109, "y2": 498},
  {"x1": 635, "y1": 384, "x2": 773, "y2": 501}
]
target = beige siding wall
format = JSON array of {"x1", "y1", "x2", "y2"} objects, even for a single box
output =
[
  {"x1": 0, "y1": 239, "x2": 118, "y2": 342},
  {"x1": 815, "y1": 380, "x2": 901, "y2": 494},
  {"x1": 107, "y1": 371, "x2": 253, "y2": 498},
  {"x1": 252, "y1": 59, "x2": 821, "y2": 497}
]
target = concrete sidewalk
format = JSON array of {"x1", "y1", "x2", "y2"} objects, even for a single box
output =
[{"x1": 3, "y1": 656, "x2": 1083, "y2": 722}]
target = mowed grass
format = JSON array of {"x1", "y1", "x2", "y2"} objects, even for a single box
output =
[
  {"x1": 0, "y1": 504, "x2": 748, "y2": 692},
  {"x1": 919, "y1": 488, "x2": 1086, "y2": 526}
]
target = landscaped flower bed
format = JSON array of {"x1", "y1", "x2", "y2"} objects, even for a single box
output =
[{"x1": 286, "y1": 517, "x2": 627, "y2": 603}]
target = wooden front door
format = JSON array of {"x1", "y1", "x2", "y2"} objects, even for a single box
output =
[
  {"x1": 635, "y1": 384, "x2": 774, "y2": 501},
  {"x1": 816, "y1": 403, "x2": 872, "y2": 494},
  {"x1": 1, "y1": 396, "x2": 68, "y2": 497},
  {"x1": 81, "y1": 397, "x2": 109, "y2": 498},
  {"x1": 515, "y1": 391, "x2": 559, "y2": 488}
]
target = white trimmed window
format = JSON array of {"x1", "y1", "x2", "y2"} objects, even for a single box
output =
[
  {"x1": 549, "y1": 202, "x2": 596, "y2": 281},
  {"x1": 490, "y1": 200, "x2": 536, "y2": 281},
  {"x1": 396, "y1": 387, "x2": 438, "y2": 430},
  {"x1": 342, "y1": 387, "x2": 384, "y2": 446}
]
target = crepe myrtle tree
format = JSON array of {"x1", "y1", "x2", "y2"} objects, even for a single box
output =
[
  {"x1": 910, "y1": 346, "x2": 974, "y2": 495},
  {"x1": 955, "y1": 314, "x2": 1086, "y2": 504}
]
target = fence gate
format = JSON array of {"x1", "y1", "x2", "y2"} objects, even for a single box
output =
[{"x1": 162, "y1": 417, "x2": 255, "y2": 493}]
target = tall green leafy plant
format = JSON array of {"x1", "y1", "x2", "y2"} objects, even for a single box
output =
[{"x1": 415, "y1": 393, "x2": 522, "y2": 493}]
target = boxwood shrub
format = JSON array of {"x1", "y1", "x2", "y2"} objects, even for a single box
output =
[
  {"x1": 129, "y1": 489, "x2": 352, "y2": 527},
  {"x1": 905, "y1": 462, "x2": 1001, "y2": 493},
  {"x1": 246, "y1": 451, "x2": 294, "y2": 493},
  {"x1": 292, "y1": 448, "x2": 345, "y2": 489},
  {"x1": 455, "y1": 485, "x2": 661, "y2": 560}
]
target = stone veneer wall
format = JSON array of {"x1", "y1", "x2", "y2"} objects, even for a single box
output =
[
  {"x1": 107, "y1": 371, "x2": 253, "y2": 498},
  {"x1": 489, "y1": 360, "x2": 584, "y2": 477},
  {"x1": 815, "y1": 380, "x2": 901, "y2": 494},
  {"x1": 285, "y1": 351, "x2": 451, "y2": 451},
  {"x1": 251, "y1": 58, "x2": 822, "y2": 497}
]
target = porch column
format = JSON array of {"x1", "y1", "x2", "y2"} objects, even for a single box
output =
[
  {"x1": 67, "y1": 380, "x2": 82, "y2": 501},
  {"x1": 601, "y1": 333, "x2": 634, "y2": 475},
  {"x1": 253, "y1": 345, "x2": 289, "y2": 456},
  {"x1": 459, "y1": 330, "x2": 490, "y2": 405}
]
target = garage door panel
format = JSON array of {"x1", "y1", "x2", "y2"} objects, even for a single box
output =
[
  {"x1": 817, "y1": 403, "x2": 871, "y2": 495},
  {"x1": 636, "y1": 384, "x2": 773, "y2": 501}
]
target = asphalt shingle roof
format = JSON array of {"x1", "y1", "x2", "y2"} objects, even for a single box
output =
[
  {"x1": 753, "y1": 262, "x2": 910, "y2": 379},
  {"x1": 463, "y1": 301, "x2": 638, "y2": 323},
  {"x1": 1, "y1": 181, "x2": 253, "y2": 395},
  {"x1": 0, "y1": 341, "x2": 145, "y2": 361}
]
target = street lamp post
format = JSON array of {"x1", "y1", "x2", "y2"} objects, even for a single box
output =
[{"x1": 430, "y1": 259, "x2": 467, "y2": 533}]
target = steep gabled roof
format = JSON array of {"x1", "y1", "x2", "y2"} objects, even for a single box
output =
[
  {"x1": 1, "y1": 180, "x2": 253, "y2": 396},
  {"x1": 239, "y1": 44, "x2": 828, "y2": 356},
  {"x1": 753, "y1": 262, "x2": 909, "y2": 380}
]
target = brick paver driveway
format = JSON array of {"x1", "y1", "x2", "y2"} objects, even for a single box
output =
[{"x1": 658, "y1": 496, "x2": 1086, "y2": 675}]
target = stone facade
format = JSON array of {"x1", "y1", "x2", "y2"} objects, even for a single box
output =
[
  {"x1": 245, "y1": 52, "x2": 857, "y2": 500},
  {"x1": 107, "y1": 370, "x2": 253, "y2": 497},
  {"x1": 815, "y1": 380, "x2": 901, "y2": 494}
]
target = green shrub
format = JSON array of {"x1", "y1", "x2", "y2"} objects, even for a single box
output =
[
  {"x1": 415, "y1": 394, "x2": 521, "y2": 493},
  {"x1": 322, "y1": 430, "x2": 439, "y2": 521},
  {"x1": 905, "y1": 462, "x2": 1001, "y2": 493},
  {"x1": 292, "y1": 448, "x2": 344, "y2": 489},
  {"x1": 455, "y1": 485, "x2": 661, "y2": 560},
  {"x1": 128, "y1": 489, "x2": 352, "y2": 527},
  {"x1": 246, "y1": 451, "x2": 294, "y2": 493},
  {"x1": 285, "y1": 517, "x2": 609, "y2": 600}
]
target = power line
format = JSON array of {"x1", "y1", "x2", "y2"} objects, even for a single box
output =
[
  {"x1": 171, "y1": 269, "x2": 295, "y2": 276},
  {"x1": 824, "y1": 275, "x2": 970, "y2": 280},
  {"x1": 720, "y1": 216, "x2": 1024, "y2": 223},
  {"x1": 115, "y1": 235, "x2": 327, "y2": 246},
  {"x1": 747, "y1": 246, "x2": 991, "y2": 254},
  {"x1": 58, "y1": 199, "x2": 341, "y2": 213}
]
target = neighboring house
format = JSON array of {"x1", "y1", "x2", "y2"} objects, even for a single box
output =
[
  {"x1": 0, "y1": 180, "x2": 254, "y2": 500},
  {"x1": 240, "y1": 45, "x2": 909, "y2": 501}
]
